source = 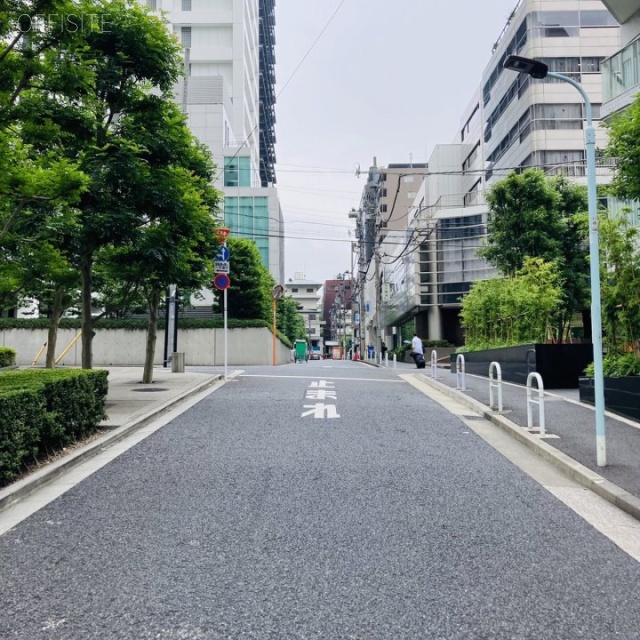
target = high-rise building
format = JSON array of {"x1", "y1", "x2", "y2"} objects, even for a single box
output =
[{"x1": 142, "y1": 0, "x2": 284, "y2": 283}]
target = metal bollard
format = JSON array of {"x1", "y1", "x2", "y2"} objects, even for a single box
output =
[
  {"x1": 489, "y1": 361, "x2": 503, "y2": 411},
  {"x1": 431, "y1": 350, "x2": 438, "y2": 379},
  {"x1": 526, "y1": 372, "x2": 546, "y2": 435},
  {"x1": 456, "y1": 354, "x2": 466, "y2": 390}
]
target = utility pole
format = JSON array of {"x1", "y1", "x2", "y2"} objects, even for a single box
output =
[{"x1": 374, "y1": 250, "x2": 381, "y2": 355}]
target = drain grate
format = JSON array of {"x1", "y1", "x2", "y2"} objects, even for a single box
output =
[
  {"x1": 461, "y1": 415, "x2": 484, "y2": 420},
  {"x1": 132, "y1": 388, "x2": 169, "y2": 393}
]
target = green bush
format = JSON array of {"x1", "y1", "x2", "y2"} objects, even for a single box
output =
[
  {"x1": 584, "y1": 353, "x2": 640, "y2": 378},
  {"x1": 0, "y1": 347, "x2": 16, "y2": 368},
  {"x1": 0, "y1": 317, "x2": 272, "y2": 331},
  {"x1": 0, "y1": 369, "x2": 109, "y2": 486}
]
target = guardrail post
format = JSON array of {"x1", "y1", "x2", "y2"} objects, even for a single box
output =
[
  {"x1": 489, "y1": 361, "x2": 503, "y2": 412},
  {"x1": 431, "y1": 350, "x2": 438, "y2": 379},
  {"x1": 526, "y1": 372, "x2": 546, "y2": 436},
  {"x1": 456, "y1": 354, "x2": 466, "y2": 390}
]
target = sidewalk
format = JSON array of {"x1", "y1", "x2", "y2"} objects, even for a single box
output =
[
  {"x1": 0, "y1": 366, "x2": 223, "y2": 511},
  {"x1": 414, "y1": 363, "x2": 640, "y2": 521}
]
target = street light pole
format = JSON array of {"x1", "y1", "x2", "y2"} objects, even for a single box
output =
[{"x1": 504, "y1": 55, "x2": 606, "y2": 466}]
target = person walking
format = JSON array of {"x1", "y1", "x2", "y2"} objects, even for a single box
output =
[
  {"x1": 411, "y1": 333, "x2": 425, "y2": 369},
  {"x1": 380, "y1": 341, "x2": 388, "y2": 361}
]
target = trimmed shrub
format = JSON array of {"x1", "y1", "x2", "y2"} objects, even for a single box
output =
[
  {"x1": 0, "y1": 369, "x2": 109, "y2": 486},
  {"x1": 0, "y1": 347, "x2": 16, "y2": 368}
]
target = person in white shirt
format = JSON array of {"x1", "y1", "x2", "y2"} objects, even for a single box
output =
[{"x1": 411, "y1": 333, "x2": 423, "y2": 356}]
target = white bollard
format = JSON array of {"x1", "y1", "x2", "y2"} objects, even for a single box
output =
[
  {"x1": 526, "y1": 372, "x2": 546, "y2": 435},
  {"x1": 456, "y1": 354, "x2": 466, "y2": 390},
  {"x1": 489, "y1": 361, "x2": 503, "y2": 412},
  {"x1": 430, "y1": 350, "x2": 438, "y2": 379}
]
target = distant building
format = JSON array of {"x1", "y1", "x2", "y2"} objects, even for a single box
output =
[
  {"x1": 321, "y1": 275, "x2": 354, "y2": 353},
  {"x1": 352, "y1": 0, "x2": 621, "y2": 346},
  {"x1": 284, "y1": 274, "x2": 323, "y2": 353}
]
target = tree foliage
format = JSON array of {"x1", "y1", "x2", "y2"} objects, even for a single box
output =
[
  {"x1": 223, "y1": 238, "x2": 275, "y2": 322},
  {"x1": 479, "y1": 169, "x2": 589, "y2": 341},
  {"x1": 461, "y1": 258, "x2": 563, "y2": 349}
]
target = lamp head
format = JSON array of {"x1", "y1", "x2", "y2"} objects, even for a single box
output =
[{"x1": 503, "y1": 54, "x2": 548, "y2": 79}]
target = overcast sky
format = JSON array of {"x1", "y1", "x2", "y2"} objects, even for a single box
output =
[{"x1": 273, "y1": 0, "x2": 519, "y2": 284}]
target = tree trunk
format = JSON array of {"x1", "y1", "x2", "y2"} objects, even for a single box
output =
[
  {"x1": 80, "y1": 256, "x2": 94, "y2": 369},
  {"x1": 45, "y1": 287, "x2": 65, "y2": 368},
  {"x1": 142, "y1": 288, "x2": 161, "y2": 384}
]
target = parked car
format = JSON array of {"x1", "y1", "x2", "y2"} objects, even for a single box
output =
[{"x1": 309, "y1": 352, "x2": 321, "y2": 360}]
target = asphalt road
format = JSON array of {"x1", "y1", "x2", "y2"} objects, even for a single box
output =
[{"x1": 1, "y1": 360, "x2": 640, "y2": 639}]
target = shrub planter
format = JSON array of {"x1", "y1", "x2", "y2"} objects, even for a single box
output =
[
  {"x1": 579, "y1": 376, "x2": 640, "y2": 422},
  {"x1": 450, "y1": 343, "x2": 594, "y2": 389}
]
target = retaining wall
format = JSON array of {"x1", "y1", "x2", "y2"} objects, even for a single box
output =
[{"x1": 1, "y1": 327, "x2": 292, "y2": 367}]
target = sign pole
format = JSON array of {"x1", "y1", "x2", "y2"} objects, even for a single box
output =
[
  {"x1": 272, "y1": 298, "x2": 277, "y2": 366},
  {"x1": 214, "y1": 228, "x2": 231, "y2": 379},
  {"x1": 223, "y1": 287, "x2": 228, "y2": 380}
]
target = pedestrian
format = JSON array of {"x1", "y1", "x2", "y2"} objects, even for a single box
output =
[
  {"x1": 381, "y1": 341, "x2": 388, "y2": 359},
  {"x1": 411, "y1": 332, "x2": 426, "y2": 369},
  {"x1": 411, "y1": 333, "x2": 423, "y2": 356}
]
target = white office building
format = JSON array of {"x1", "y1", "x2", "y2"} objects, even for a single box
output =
[
  {"x1": 142, "y1": 0, "x2": 284, "y2": 284},
  {"x1": 356, "y1": 0, "x2": 621, "y2": 346}
]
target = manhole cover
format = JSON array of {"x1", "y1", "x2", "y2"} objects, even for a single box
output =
[{"x1": 132, "y1": 388, "x2": 169, "y2": 393}]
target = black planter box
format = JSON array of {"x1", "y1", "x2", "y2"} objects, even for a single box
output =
[
  {"x1": 579, "y1": 376, "x2": 640, "y2": 422},
  {"x1": 451, "y1": 344, "x2": 594, "y2": 389}
]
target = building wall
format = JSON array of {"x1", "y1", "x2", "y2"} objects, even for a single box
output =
[{"x1": 140, "y1": 0, "x2": 283, "y2": 283}]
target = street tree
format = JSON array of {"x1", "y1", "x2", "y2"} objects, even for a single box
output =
[
  {"x1": 21, "y1": 1, "x2": 186, "y2": 368},
  {"x1": 224, "y1": 238, "x2": 274, "y2": 322},
  {"x1": 95, "y1": 96, "x2": 220, "y2": 383},
  {"x1": 480, "y1": 169, "x2": 589, "y2": 341}
]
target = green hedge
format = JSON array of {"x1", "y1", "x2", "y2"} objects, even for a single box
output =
[
  {"x1": 0, "y1": 317, "x2": 271, "y2": 330},
  {"x1": 0, "y1": 347, "x2": 16, "y2": 368},
  {"x1": 0, "y1": 369, "x2": 109, "y2": 486}
]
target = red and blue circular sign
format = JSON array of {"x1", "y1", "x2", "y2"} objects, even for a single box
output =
[{"x1": 214, "y1": 273, "x2": 230, "y2": 290}]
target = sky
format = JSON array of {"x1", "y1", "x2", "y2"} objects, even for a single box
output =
[{"x1": 273, "y1": 0, "x2": 519, "y2": 284}]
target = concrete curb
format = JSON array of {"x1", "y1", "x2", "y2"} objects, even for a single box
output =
[
  {"x1": 416, "y1": 373, "x2": 640, "y2": 523},
  {"x1": 0, "y1": 374, "x2": 223, "y2": 513}
]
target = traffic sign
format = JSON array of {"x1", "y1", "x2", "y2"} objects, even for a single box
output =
[
  {"x1": 214, "y1": 273, "x2": 230, "y2": 290},
  {"x1": 215, "y1": 260, "x2": 230, "y2": 274},
  {"x1": 216, "y1": 246, "x2": 230, "y2": 261},
  {"x1": 215, "y1": 227, "x2": 231, "y2": 242}
]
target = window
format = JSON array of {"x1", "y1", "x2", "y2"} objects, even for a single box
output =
[
  {"x1": 224, "y1": 156, "x2": 251, "y2": 187},
  {"x1": 580, "y1": 10, "x2": 618, "y2": 27},
  {"x1": 181, "y1": 26, "x2": 191, "y2": 48},
  {"x1": 309, "y1": 314, "x2": 317, "y2": 320},
  {"x1": 379, "y1": 204, "x2": 388, "y2": 213},
  {"x1": 182, "y1": 0, "x2": 192, "y2": 9},
  {"x1": 292, "y1": 288, "x2": 298, "y2": 293},
  {"x1": 306, "y1": 288, "x2": 313, "y2": 293}
]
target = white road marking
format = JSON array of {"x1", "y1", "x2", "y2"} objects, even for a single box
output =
[{"x1": 301, "y1": 403, "x2": 341, "y2": 419}]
